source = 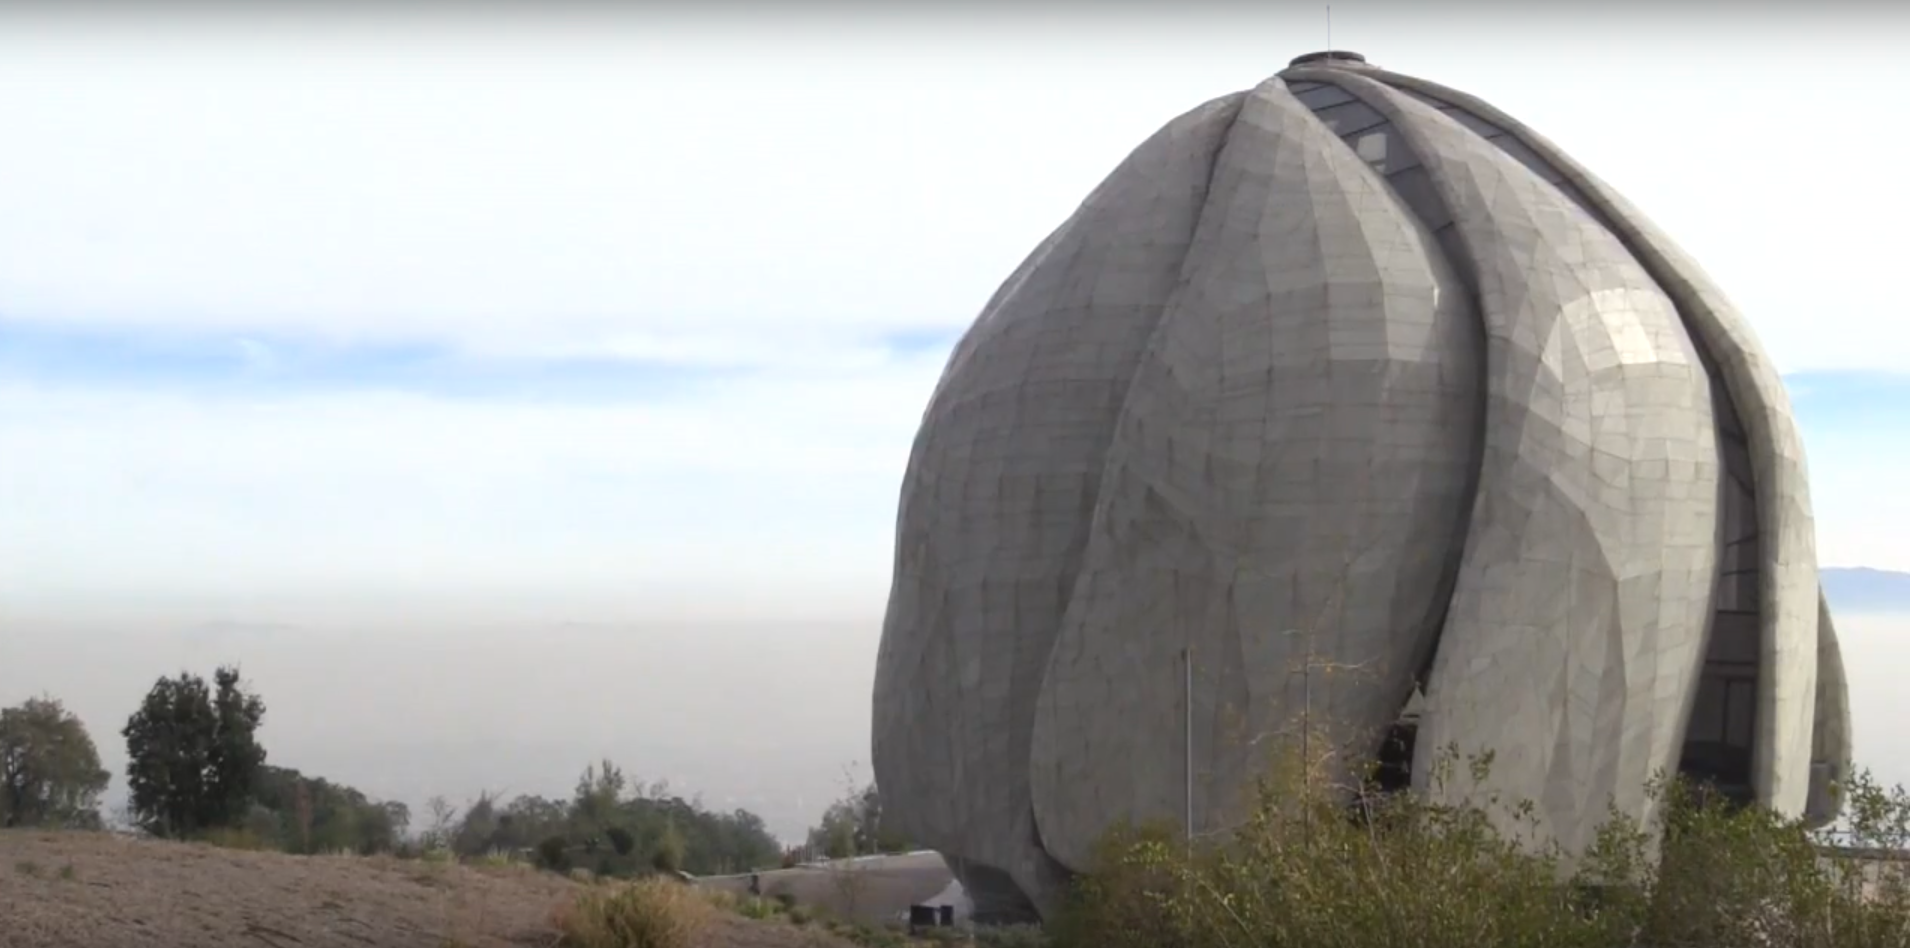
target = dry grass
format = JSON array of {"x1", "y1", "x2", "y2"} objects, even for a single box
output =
[
  {"x1": 0, "y1": 830, "x2": 859, "y2": 948},
  {"x1": 552, "y1": 877, "x2": 714, "y2": 948}
]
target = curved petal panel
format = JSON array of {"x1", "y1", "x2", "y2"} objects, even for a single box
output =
[
  {"x1": 1805, "y1": 587, "x2": 1852, "y2": 829},
  {"x1": 871, "y1": 92, "x2": 1246, "y2": 918},
  {"x1": 1026, "y1": 78, "x2": 1482, "y2": 872},
  {"x1": 1338, "y1": 76, "x2": 1722, "y2": 853},
  {"x1": 1351, "y1": 66, "x2": 1821, "y2": 818}
]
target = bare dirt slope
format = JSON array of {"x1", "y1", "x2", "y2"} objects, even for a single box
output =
[{"x1": 0, "y1": 831, "x2": 849, "y2": 948}]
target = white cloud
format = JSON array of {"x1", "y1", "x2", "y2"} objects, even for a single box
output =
[{"x1": 1, "y1": 10, "x2": 1900, "y2": 372}]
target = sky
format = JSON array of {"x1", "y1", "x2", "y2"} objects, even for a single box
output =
[{"x1": 0, "y1": 5, "x2": 1906, "y2": 842}]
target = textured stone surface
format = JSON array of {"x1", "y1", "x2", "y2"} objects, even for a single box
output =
[
  {"x1": 1347, "y1": 61, "x2": 1825, "y2": 822},
  {"x1": 870, "y1": 91, "x2": 1247, "y2": 920},
  {"x1": 1808, "y1": 589, "x2": 1853, "y2": 827},
  {"x1": 1024, "y1": 77, "x2": 1480, "y2": 874},
  {"x1": 872, "y1": 54, "x2": 1843, "y2": 919}
]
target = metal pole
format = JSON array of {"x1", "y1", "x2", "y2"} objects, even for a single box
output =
[
  {"x1": 1302, "y1": 634, "x2": 1313, "y2": 849},
  {"x1": 1184, "y1": 646, "x2": 1194, "y2": 843}
]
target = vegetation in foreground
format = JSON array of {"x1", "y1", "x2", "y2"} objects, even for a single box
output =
[
  {"x1": 555, "y1": 876, "x2": 719, "y2": 948},
  {"x1": 1052, "y1": 735, "x2": 1910, "y2": 948}
]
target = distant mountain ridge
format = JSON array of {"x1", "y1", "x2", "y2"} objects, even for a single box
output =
[{"x1": 1822, "y1": 567, "x2": 1910, "y2": 614}]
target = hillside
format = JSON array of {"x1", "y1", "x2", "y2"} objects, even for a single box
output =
[{"x1": 0, "y1": 831, "x2": 849, "y2": 948}]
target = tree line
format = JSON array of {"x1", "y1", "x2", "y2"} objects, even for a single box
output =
[{"x1": 0, "y1": 664, "x2": 911, "y2": 877}]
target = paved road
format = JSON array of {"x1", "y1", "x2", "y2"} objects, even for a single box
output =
[{"x1": 696, "y1": 851, "x2": 965, "y2": 925}]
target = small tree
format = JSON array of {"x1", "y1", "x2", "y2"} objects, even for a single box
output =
[
  {"x1": 121, "y1": 666, "x2": 267, "y2": 838},
  {"x1": 0, "y1": 696, "x2": 110, "y2": 829},
  {"x1": 453, "y1": 791, "x2": 500, "y2": 856},
  {"x1": 422, "y1": 794, "x2": 459, "y2": 851},
  {"x1": 652, "y1": 820, "x2": 687, "y2": 873}
]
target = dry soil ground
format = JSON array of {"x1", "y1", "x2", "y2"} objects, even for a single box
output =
[{"x1": 0, "y1": 831, "x2": 857, "y2": 948}]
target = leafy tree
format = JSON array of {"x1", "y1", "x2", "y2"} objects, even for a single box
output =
[
  {"x1": 380, "y1": 800, "x2": 411, "y2": 841},
  {"x1": 248, "y1": 765, "x2": 406, "y2": 854},
  {"x1": 208, "y1": 667, "x2": 268, "y2": 822},
  {"x1": 806, "y1": 779, "x2": 910, "y2": 859},
  {"x1": 422, "y1": 794, "x2": 459, "y2": 851},
  {"x1": 453, "y1": 791, "x2": 499, "y2": 856},
  {"x1": 652, "y1": 819, "x2": 687, "y2": 873},
  {"x1": 486, "y1": 794, "x2": 569, "y2": 854},
  {"x1": 572, "y1": 759, "x2": 625, "y2": 831},
  {"x1": 120, "y1": 665, "x2": 267, "y2": 838},
  {"x1": 0, "y1": 696, "x2": 110, "y2": 829},
  {"x1": 432, "y1": 760, "x2": 780, "y2": 876}
]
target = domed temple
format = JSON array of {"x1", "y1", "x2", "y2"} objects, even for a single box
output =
[{"x1": 871, "y1": 50, "x2": 1849, "y2": 921}]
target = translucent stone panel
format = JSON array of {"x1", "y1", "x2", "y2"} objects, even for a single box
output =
[
  {"x1": 1025, "y1": 77, "x2": 1480, "y2": 872},
  {"x1": 1306, "y1": 72, "x2": 1721, "y2": 855},
  {"x1": 872, "y1": 91, "x2": 1247, "y2": 920},
  {"x1": 1344, "y1": 62, "x2": 1822, "y2": 819}
]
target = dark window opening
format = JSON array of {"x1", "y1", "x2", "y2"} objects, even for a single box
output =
[
  {"x1": 1677, "y1": 367, "x2": 1763, "y2": 811},
  {"x1": 1678, "y1": 672, "x2": 1756, "y2": 807},
  {"x1": 1372, "y1": 720, "x2": 1417, "y2": 794}
]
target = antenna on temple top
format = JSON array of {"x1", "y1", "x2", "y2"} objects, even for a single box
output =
[{"x1": 1327, "y1": 5, "x2": 1332, "y2": 54}]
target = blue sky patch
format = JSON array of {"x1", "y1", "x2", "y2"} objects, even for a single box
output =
[
  {"x1": 0, "y1": 319, "x2": 751, "y2": 402},
  {"x1": 1785, "y1": 370, "x2": 1910, "y2": 437}
]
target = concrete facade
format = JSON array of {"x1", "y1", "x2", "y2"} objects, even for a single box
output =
[{"x1": 871, "y1": 52, "x2": 1851, "y2": 921}]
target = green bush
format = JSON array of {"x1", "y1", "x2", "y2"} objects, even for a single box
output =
[
  {"x1": 1052, "y1": 732, "x2": 1910, "y2": 948},
  {"x1": 729, "y1": 895, "x2": 779, "y2": 920},
  {"x1": 651, "y1": 822, "x2": 686, "y2": 874}
]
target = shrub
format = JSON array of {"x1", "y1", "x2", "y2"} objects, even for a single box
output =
[
  {"x1": 606, "y1": 826, "x2": 636, "y2": 856},
  {"x1": 730, "y1": 895, "x2": 778, "y2": 920},
  {"x1": 1051, "y1": 729, "x2": 1910, "y2": 948},
  {"x1": 652, "y1": 822, "x2": 686, "y2": 874},
  {"x1": 538, "y1": 834, "x2": 572, "y2": 872},
  {"x1": 553, "y1": 876, "x2": 715, "y2": 948}
]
